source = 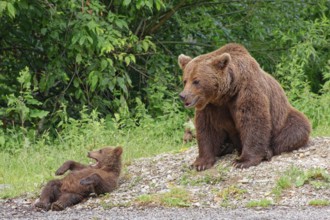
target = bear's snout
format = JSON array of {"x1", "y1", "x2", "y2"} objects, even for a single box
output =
[{"x1": 179, "y1": 92, "x2": 186, "y2": 101}]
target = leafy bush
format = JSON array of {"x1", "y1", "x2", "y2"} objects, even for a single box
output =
[{"x1": 275, "y1": 16, "x2": 330, "y2": 130}]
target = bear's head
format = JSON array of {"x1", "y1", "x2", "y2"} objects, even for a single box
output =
[
  {"x1": 178, "y1": 52, "x2": 232, "y2": 110},
  {"x1": 88, "y1": 146, "x2": 123, "y2": 172}
]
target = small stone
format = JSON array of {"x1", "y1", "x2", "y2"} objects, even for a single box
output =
[
  {"x1": 239, "y1": 178, "x2": 249, "y2": 184},
  {"x1": 264, "y1": 192, "x2": 271, "y2": 196},
  {"x1": 193, "y1": 202, "x2": 201, "y2": 207}
]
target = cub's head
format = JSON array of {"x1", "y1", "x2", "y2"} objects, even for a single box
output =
[
  {"x1": 88, "y1": 146, "x2": 123, "y2": 172},
  {"x1": 178, "y1": 52, "x2": 231, "y2": 110}
]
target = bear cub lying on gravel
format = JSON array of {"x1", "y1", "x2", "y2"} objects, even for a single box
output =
[{"x1": 34, "y1": 146, "x2": 123, "y2": 211}]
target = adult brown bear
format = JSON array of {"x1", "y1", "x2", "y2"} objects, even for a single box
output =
[
  {"x1": 34, "y1": 146, "x2": 122, "y2": 211},
  {"x1": 178, "y1": 43, "x2": 311, "y2": 171}
]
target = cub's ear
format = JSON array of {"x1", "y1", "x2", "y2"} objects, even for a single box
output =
[
  {"x1": 114, "y1": 146, "x2": 123, "y2": 156},
  {"x1": 210, "y1": 53, "x2": 231, "y2": 70},
  {"x1": 178, "y1": 54, "x2": 192, "y2": 70}
]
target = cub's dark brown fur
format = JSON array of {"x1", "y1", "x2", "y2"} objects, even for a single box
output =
[
  {"x1": 178, "y1": 43, "x2": 311, "y2": 171},
  {"x1": 34, "y1": 146, "x2": 122, "y2": 211}
]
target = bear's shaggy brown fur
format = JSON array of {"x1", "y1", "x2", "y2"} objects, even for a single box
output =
[
  {"x1": 178, "y1": 43, "x2": 311, "y2": 171},
  {"x1": 34, "y1": 146, "x2": 122, "y2": 211}
]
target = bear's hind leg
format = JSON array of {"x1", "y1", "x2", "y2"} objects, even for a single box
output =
[
  {"x1": 35, "y1": 180, "x2": 62, "y2": 211},
  {"x1": 272, "y1": 109, "x2": 311, "y2": 155},
  {"x1": 51, "y1": 193, "x2": 83, "y2": 211}
]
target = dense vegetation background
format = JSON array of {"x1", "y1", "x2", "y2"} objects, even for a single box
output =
[{"x1": 0, "y1": 0, "x2": 330, "y2": 197}]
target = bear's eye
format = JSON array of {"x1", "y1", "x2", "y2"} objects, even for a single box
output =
[
  {"x1": 192, "y1": 80, "x2": 200, "y2": 85},
  {"x1": 183, "y1": 80, "x2": 187, "y2": 85}
]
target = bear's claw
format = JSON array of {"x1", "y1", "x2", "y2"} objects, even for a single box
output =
[
  {"x1": 51, "y1": 202, "x2": 65, "y2": 211},
  {"x1": 232, "y1": 158, "x2": 262, "y2": 169},
  {"x1": 34, "y1": 201, "x2": 51, "y2": 211},
  {"x1": 191, "y1": 157, "x2": 216, "y2": 171}
]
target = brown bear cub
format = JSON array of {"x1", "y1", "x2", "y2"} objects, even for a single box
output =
[
  {"x1": 34, "y1": 146, "x2": 123, "y2": 211},
  {"x1": 178, "y1": 43, "x2": 311, "y2": 171},
  {"x1": 183, "y1": 118, "x2": 196, "y2": 144}
]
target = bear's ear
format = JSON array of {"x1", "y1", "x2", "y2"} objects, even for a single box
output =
[
  {"x1": 211, "y1": 53, "x2": 231, "y2": 70},
  {"x1": 113, "y1": 146, "x2": 123, "y2": 156},
  {"x1": 178, "y1": 54, "x2": 192, "y2": 70}
]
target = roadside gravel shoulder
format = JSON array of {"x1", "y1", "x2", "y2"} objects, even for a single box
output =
[{"x1": 1, "y1": 137, "x2": 329, "y2": 219}]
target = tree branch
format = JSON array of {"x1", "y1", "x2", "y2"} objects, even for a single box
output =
[{"x1": 145, "y1": 0, "x2": 187, "y2": 35}]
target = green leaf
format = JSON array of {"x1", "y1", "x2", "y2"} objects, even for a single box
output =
[
  {"x1": 73, "y1": 78, "x2": 80, "y2": 88},
  {"x1": 6, "y1": 2, "x2": 15, "y2": 18},
  {"x1": 129, "y1": 54, "x2": 136, "y2": 63},
  {"x1": 72, "y1": 34, "x2": 80, "y2": 45},
  {"x1": 117, "y1": 77, "x2": 128, "y2": 95},
  {"x1": 76, "y1": 54, "x2": 82, "y2": 64},
  {"x1": 88, "y1": 72, "x2": 98, "y2": 91},
  {"x1": 100, "y1": 59, "x2": 108, "y2": 71},
  {"x1": 136, "y1": 0, "x2": 144, "y2": 9},
  {"x1": 115, "y1": 19, "x2": 128, "y2": 29},
  {"x1": 124, "y1": 56, "x2": 130, "y2": 66},
  {"x1": 79, "y1": 36, "x2": 86, "y2": 45},
  {"x1": 30, "y1": 110, "x2": 49, "y2": 119},
  {"x1": 154, "y1": 0, "x2": 164, "y2": 11},
  {"x1": 0, "y1": 2, "x2": 6, "y2": 14},
  {"x1": 40, "y1": 28, "x2": 47, "y2": 35},
  {"x1": 145, "y1": 0, "x2": 153, "y2": 10},
  {"x1": 295, "y1": 176, "x2": 307, "y2": 187},
  {"x1": 123, "y1": 0, "x2": 131, "y2": 7},
  {"x1": 142, "y1": 41, "x2": 149, "y2": 52},
  {"x1": 86, "y1": 36, "x2": 93, "y2": 44}
]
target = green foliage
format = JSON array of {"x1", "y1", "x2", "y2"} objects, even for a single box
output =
[
  {"x1": 179, "y1": 164, "x2": 228, "y2": 186},
  {"x1": 274, "y1": 15, "x2": 330, "y2": 129},
  {"x1": 135, "y1": 187, "x2": 192, "y2": 207},
  {"x1": 216, "y1": 185, "x2": 247, "y2": 206},
  {"x1": 0, "y1": 107, "x2": 186, "y2": 198},
  {"x1": 4, "y1": 67, "x2": 49, "y2": 128},
  {"x1": 246, "y1": 199, "x2": 272, "y2": 208},
  {"x1": 1, "y1": 0, "x2": 330, "y2": 135},
  {"x1": 272, "y1": 166, "x2": 330, "y2": 200},
  {"x1": 309, "y1": 199, "x2": 330, "y2": 206}
]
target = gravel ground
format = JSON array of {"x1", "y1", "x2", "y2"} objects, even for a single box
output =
[{"x1": 1, "y1": 137, "x2": 329, "y2": 219}]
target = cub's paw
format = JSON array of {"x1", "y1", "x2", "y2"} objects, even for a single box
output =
[
  {"x1": 34, "y1": 201, "x2": 51, "y2": 211},
  {"x1": 190, "y1": 157, "x2": 216, "y2": 171},
  {"x1": 80, "y1": 177, "x2": 93, "y2": 185},
  {"x1": 51, "y1": 202, "x2": 65, "y2": 211},
  {"x1": 55, "y1": 165, "x2": 69, "y2": 176}
]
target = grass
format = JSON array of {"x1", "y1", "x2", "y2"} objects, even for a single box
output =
[
  {"x1": 312, "y1": 125, "x2": 330, "y2": 137},
  {"x1": 135, "y1": 187, "x2": 192, "y2": 207},
  {"x1": 246, "y1": 199, "x2": 273, "y2": 208},
  {"x1": 272, "y1": 166, "x2": 330, "y2": 201},
  {"x1": 215, "y1": 185, "x2": 247, "y2": 207},
  {"x1": 0, "y1": 108, "x2": 329, "y2": 200},
  {"x1": 309, "y1": 199, "x2": 330, "y2": 206},
  {"x1": 179, "y1": 164, "x2": 229, "y2": 186},
  {"x1": 0, "y1": 113, "x2": 187, "y2": 199}
]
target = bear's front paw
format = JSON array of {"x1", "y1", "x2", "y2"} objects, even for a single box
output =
[
  {"x1": 232, "y1": 157, "x2": 262, "y2": 169},
  {"x1": 51, "y1": 202, "x2": 65, "y2": 211},
  {"x1": 34, "y1": 201, "x2": 51, "y2": 211},
  {"x1": 191, "y1": 157, "x2": 216, "y2": 171}
]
